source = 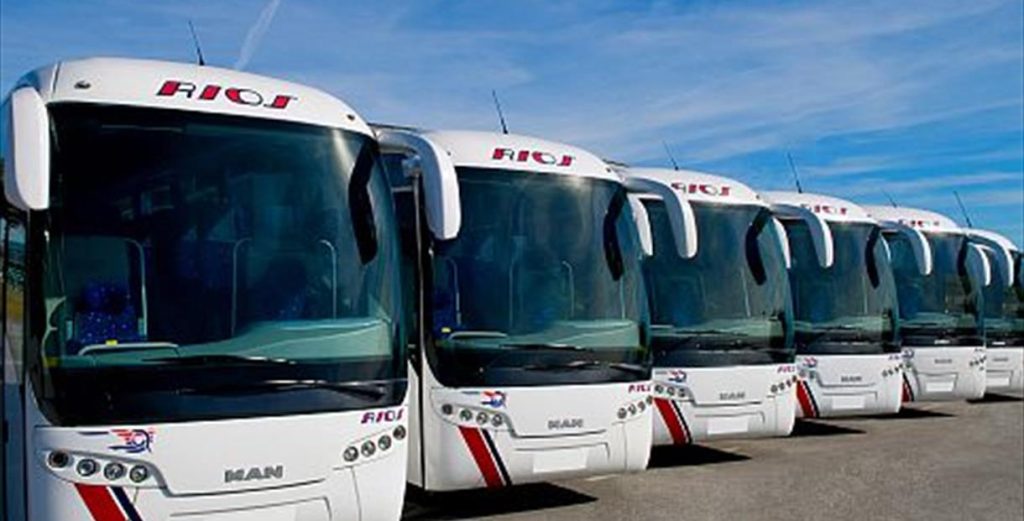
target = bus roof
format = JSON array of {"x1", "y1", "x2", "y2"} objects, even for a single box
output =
[
  {"x1": 967, "y1": 228, "x2": 1019, "y2": 253},
  {"x1": 763, "y1": 191, "x2": 876, "y2": 224},
  {"x1": 12, "y1": 57, "x2": 371, "y2": 136},
  {"x1": 863, "y1": 205, "x2": 963, "y2": 234},
  {"x1": 410, "y1": 129, "x2": 618, "y2": 182},
  {"x1": 621, "y1": 167, "x2": 766, "y2": 207}
]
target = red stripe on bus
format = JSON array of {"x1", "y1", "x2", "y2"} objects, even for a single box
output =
[
  {"x1": 654, "y1": 398, "x2": 687, "y2": 445},
  {"x1": 458, "y1": 426, "x2": 504, "y2": 488},
  {"x1": 75, "y1": 484, "x2": 127, "y2": 521},
  {"x1": 795, "y1": 380, "x2": 817, "y2": 418},
  {"x1": 902, "y1": 374, "x2": 914, "y2": 402},
  {"x1": 670, "y1": 400, "x2": 692, "y2": 444}
]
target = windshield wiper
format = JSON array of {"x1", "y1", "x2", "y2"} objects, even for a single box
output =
[
  {"x1": 143, "y1": 354, "x2": 296, "y2": 366},
  {"x1": 185, "y1": 379, "x2": 390, "y2": 399},
  {"x1": 501, "y1": 342, "x2": 592, "y2": 352},
  {"x1": 522, "y1": 360, "x2": 648, "y2": 376}
]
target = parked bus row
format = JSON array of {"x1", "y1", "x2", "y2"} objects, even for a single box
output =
[{"x1": 2, "y1": 58, "x2": 1020, "y2": 521}]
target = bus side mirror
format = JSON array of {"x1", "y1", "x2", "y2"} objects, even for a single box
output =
[
  {"x1": 770, "y1": 203, "x2": 833, "y2": 269},
  {"x1": 967, "y1": 234, "x2": 1014, "y2": 287},
  {"x1": 376, "y1": 129, "x2": 461, "y2": 240},
  {"x1": 965, "y1": 243, "x2": 992, "y2": 288},
  {"x1": 621, "y1": 177, "x2": 697, "y2": 259},
  {"x1": 3, "y1": 87, "x2": 50, "y2": 210},
  {"x1": 627, "y1": 195, "x2": 653, "y2": 257},
  {"x1": 892, "y1": 223, "x2": 932, "y2": 276},
  {"x1": 771, "y1": 217, "x2": 791, "y2": 269}
]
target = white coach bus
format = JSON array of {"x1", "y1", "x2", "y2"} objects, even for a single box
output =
[
  {"x1": 865, "y1": 205, "x2": 989, "y2": 402},
  {"x1": 966, "y1": 229, "x2": 1023, "y2": 393},
  {"x1": 2, "y1": 58, "x2": 409, "y2": 521},
  {"x1": 765, "y1": 192, "x2": 906, "y2": 418},
  {"x1": 377, "y1": 128, "x2": 654, "y2": 491},
  {"x1": 618, "y1": 167, "x2": 797, "y2": 444}
]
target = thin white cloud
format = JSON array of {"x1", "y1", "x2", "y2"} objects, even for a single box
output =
[{"x1": 234, "y1": 0, "x2": 282, "y2": 70}]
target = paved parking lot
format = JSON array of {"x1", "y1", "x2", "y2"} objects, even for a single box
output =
[{"x1": 404, "y1": 392, "x2": 1024, "y2": 521}]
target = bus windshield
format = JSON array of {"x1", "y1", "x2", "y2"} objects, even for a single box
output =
[
  {"x1": 428, "y1": 168, "x2": 650, "y2": 387},
  {"x1": 981, "y1": 248, "x2": 1023, "y2": 347},
  {"x1": 887, "y1": 232, "x2": 983, "y2": 347},
  {"x1": 643, "y1": 201, "x2": 793, "y2": 367},
  {"x1": 32, "y1": 104, "x2": 404, "y2": 426},
  {"x1": 784, "y1": 220, "x2": 899, "y2": 355}
]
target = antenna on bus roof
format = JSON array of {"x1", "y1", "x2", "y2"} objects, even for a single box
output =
[
  {"x1": 491, "y1": 90, "x2": 509, "y2": 135},
  {"x1": 188, "y1": 20, "x2": 207, "y2": 66},
  {"x1": 663, "y1": 141, "x2": 680, "y2": 171},
  {"x1": 953, "y1": 190, "x2": 974, "y2": 228},
  {"x1": 883, "y1": 190, "x2": 898, "y2": 208},
  {"x1": 786, "y1": 152, "x2": 804, "y2": 193}
]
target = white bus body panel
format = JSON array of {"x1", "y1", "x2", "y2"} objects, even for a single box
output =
[
  {"x1": 794, "y1": 353, "x2": 904, "y2": 418},
  {"x1": 26, "y1": 384, "x2": 409, "y2": 521},
  {"x1": 411, "y1": 363, "x2": 651, "y2": 491},
  {"x1": 19, "y1": 58, "x2": 373, "y2": 136},
  {"x1": 902, "y1": 347, "x2": 987, "y2": 402},
  {"x1": 651, "y1": 364, "x2": 797, "y2": 446},
  {"x1": 985, "y1": 348, "x2": 1024, "y2": 392}
]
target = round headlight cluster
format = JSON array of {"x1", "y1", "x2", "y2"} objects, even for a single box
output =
[
  {"x1": 441, "y1": 404, "x2": 507, "y2": 429},
  {"x1": 64, "y1": 456, "x2": 150, "y2": 483},
  {"x1": 343, "y1": 429, "x2": 401, "y2": 465},
  {"x1": 617, "y1": 398, "x2": 648, "y2": 420},
  {"x1": 882, "y1": 364, "x2": 902, "y2": 377},
  {"x1": 770, "y1": 376, "x2": 797, "y2": 394}
]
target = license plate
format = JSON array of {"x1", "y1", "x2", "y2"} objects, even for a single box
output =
[
  {"x1": 707, "y1": 416, "x2": 749, "y2": 435},
  {"x1": 831, "y1": 395, "x2": 866, "y2": 410},
  {"x1": 987, "y1": 375, "x2": 1011, "y2": 388},
  {"x1": 532, "y1": 448, "x2": 588, "y2": 474},
  {"x1": 925, "y1": 380, "x2": 956, "y2": 393}
]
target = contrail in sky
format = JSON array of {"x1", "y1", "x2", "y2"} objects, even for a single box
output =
[{"x1": 234, "y1": 0, "x2": 282, "y2": 70}]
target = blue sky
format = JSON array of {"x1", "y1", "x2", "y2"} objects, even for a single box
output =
[{"x1": 3, "y1": 0, "x2": 1022, "y2": 244}]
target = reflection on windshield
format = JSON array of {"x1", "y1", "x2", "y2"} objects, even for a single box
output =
[
  {"x1": 427, "y1": 168, "x2": 649, "y2": 387},
  {"x1": 643, "y1": 201, "x2": 793, "y2": 366},
  {"x1": 887, "y1": 232, "x2": 982, "y2": 346},
  {"x1": 35, "y1": 104, "x2": 404, "y2": 425},
  {"x1": 784, "y1": 221, "x2": 898, "y2": 354},
  {"x1": 981, "y1": 248, "x2": 1023, "y2": 346}
]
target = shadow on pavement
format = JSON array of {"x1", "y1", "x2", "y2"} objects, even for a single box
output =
[
  {"x1": 403, "y1": 483, "x2": 597, "y2": 520},
  {"x1": 790, "y1": 419, "x2": 865, "y2": 437},
  {"x1": 969, "y1": 393, "x2": 1024, "y2": 404},
  {"x1": 848, "y1": 406, "x2": 956, "y2": 420},
  {"x1": 648, "y1": 444, "x2": 750, "y2": 469}
]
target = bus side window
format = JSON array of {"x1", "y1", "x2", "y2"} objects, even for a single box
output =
[{"x1": 3, "y1": 211, "x2": 28, "y2": 521}]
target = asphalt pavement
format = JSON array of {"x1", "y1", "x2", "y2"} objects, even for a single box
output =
[{"x1": 403, "y1": 392, "x2": 1024, "y2": 521}]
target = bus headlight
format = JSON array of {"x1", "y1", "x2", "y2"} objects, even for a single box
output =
[
  {"x1": 103, "y1": 462, "x2": 126, "y2": 481},
  {"x1": 47, "y1": 451, "x2": 70, "y2": 469},
  {"x1": 393, "y1": 425, "x2": 407, "y2": 440},
  {"x1": 441, "y1": 404, "x2": 454, "y2": 415},
  {"x1": 129, "y1": 465, "x2": 149, "y2": 483},
  {"x1": 378, "y1": 435, "x2": 392, "y2": 451},
  {"x1": 491, "y1": 414, "x2": 504, "y2": 427},
  {"x1": 361, "y1": 440, "x2": 377, "y2": 458},
  {"x1": 476, "y1": 412, "x2": 489, "y2": 425},
  {"x1": 459, "y1": 409, "x2": 473, "y2": 422},
  {"x1": 617, "y1": 408, "x2": 628, "y2": 419},
  {"x1": 76, "y1": 458, "x2": 99, "y2": 477},
  {"x1": 343, "y1": 446, "x2": 359, "y2": 462}
]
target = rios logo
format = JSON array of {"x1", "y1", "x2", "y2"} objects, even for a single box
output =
[
  {"x1": 492, "y1": 148, "x2": 575, "y2": 167},
  {"x1": 224, "y1": 465, "x2": 284, "y2": 483},
  {"x1": 157, "y1": 80, "x2": 297, "y2": 110}
]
